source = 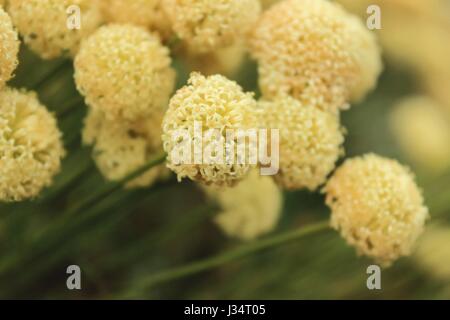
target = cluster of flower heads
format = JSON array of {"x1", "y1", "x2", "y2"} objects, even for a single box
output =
[
  {"x1": 0, "y1": 4, "x2": 66, "y2": 201},
  {"x1": 158, "y1": 0, "x2": 430, "y2": 263},
  {"x1": 0, "y1": 88, "x2": 65, "y2": 202},
  {"x1": 0, "y1": 0, "x2": 431, "y2": 267},
  {"x1": 69, "y1": 12, "x2": 176, "y2": 184}
]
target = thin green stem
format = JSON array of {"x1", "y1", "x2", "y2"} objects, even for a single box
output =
[
  {"x1": 59, "y1": 151, "x2": 167, "y2": 218},
  {"x1": 0, "y1": 152, "x2": 167, "y2": 277},
  {"x1": 124, "y1": 221, "x2": 329, "y2": 297},
  {"x1": 102, "y1": 203, "x2": 218, "y2": 271},
  {"x1": 31, "y1": 60, "x2": 71, "y2": 90},
  {"x1": 56, "y1": 96, "x2": 84, "y2": 117},
  {"x1": 2, "y1": 184, "x2": 174, "y2": 298}
]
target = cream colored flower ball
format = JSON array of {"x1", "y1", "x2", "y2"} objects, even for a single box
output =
[
  {"x1": 0, "y1": 88, "x2": 65, "y2": 202},
  {"x1": 0, "y1": 6, "x2": 19, "y2": 89},
  {"x1": 250, "y1": 0, "x2": 382, "y2": 113},
  {"x1": 257, "y1": 95, "x2": 344, "y2": 191},
  {"x1": 324, "y1": 154, "x2": 429, "y2": 267},
  {"x1": 162, "y1": 72, "x2": 257, "y2": 187},
  {"x1": 74, "y1": 24, "x2": 175, "y2": 121},
  {"x1": 8, "y1": 0, "x2": 103, "y2": 59},
  {"x1": 163, "y1": 0, "x2": 261, "y2": 54}
]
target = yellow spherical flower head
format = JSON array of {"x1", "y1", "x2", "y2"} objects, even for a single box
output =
[
  {"x1": 8, "y1": 0, "x2": 103, "y2": 59},
  {"x1": 203, "y1": 170, "x2": 283, "y2": 240},
  {"x1": 390, "y1": 96, "x2": 450, "y2": 173},
  {"x1": 100, "y1": 0, "x2": 172, "y2": 40},
  {"x1": 163, "y1": 0, "x2": 261, "y2": 54},
  {"x1": 0, "y1": 6, "x2": 19, "y2": 89},
  {"x1": 0, "y1": 88, "x2": 65, "y2": 202},
  {"x1": 249, "y1": 0, "x2": 382, "y2": 113},
  {"x1": 162, "y1": 72, "x2": 257, "y2": 187},
  {"x1": 74, "y1": 24, "x2": 175, "y2": 121},
  {"x1": 324, "y1": 154, "x2": 429, "y2": 267},
  {"x1": 257, "y1": 96, "x2": 344, "y2": 191},
  {"x1": 83, "y1": 109, "x2": 168, "y2": 189}
]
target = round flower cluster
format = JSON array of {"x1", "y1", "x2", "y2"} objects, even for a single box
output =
[
  {"x1": 0, "y1": 6, "x2": 19, "y2": 89},
  {"x1": 163, "y1": 0, "x2": 261, "y2": 54},
  {"x1": 257, "y1": 96, "x2": 344, "y2": 191},
  {"x1": 203, "y1": 170, "x2": 282, "y2": 240},
  {"x1": 249, "y1": 0, "x2": 382, "y2": 113},
  {"x1": 162, "y1": 72, "x2": 257, "y2": 187},
  {"x1": 390, "y1": 96, "x2": 450, "y2": 173},
  {"x1": 74, "y1": 24, "x2": 175, "y2": 121},
  {"x1": 100, "y1": 0, "x2": 172, "y2": 40},
  {"x1": 83, "y1": 109, "x2": 167, "y2": 188},
  {"x1": 0, "y1": 88, "x2": 65, "y2": 202},
  {"x1": 7, "y1": 0, "x2": 103, "y2": 59},
  {"x1": 324, "y1": 154, "x2": 429, "y2": 267}
]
